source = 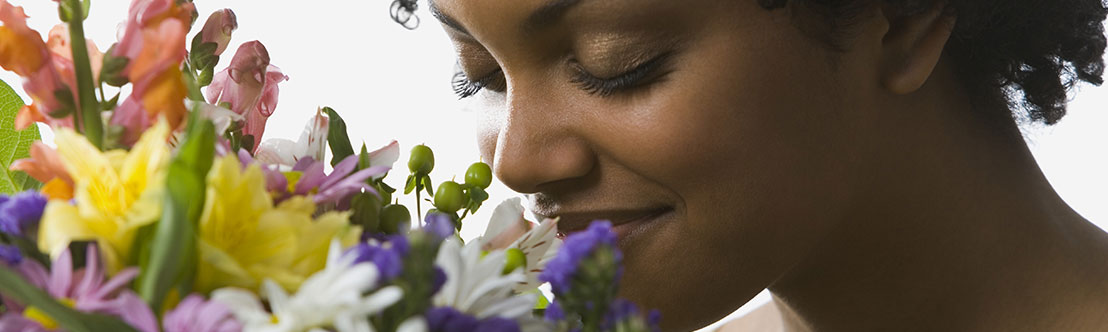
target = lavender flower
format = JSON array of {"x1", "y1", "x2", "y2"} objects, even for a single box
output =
[
  {"x1": 0, "y1": 244, "x2": 21, "y2": 265},
  {"x1": 425, "y1": 306, "x2": 520, "y2": 332},
  {"x1": 538, "y1": 221, "x2": 620, "y2": 294},
  {"x1": 163, "y1": 294, "x2": 242, "y2": 332},
  {"x1": 0, "y1": 191, "x2": 48, "y2": 236}
]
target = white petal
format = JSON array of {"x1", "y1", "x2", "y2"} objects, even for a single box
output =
[
  {"x1": 255, "y1": 138, "x2": 303, "y2": 166},
  {"x1": 358, "y1": 285, "x2": 404, "y2": 315},
  {"x1": 210, "y1": 287, "x2": 270, "y2": 324},
  {"x1": 482, "y1": 198, "x2": 526, "y2": 241},
  {"x1": 397, "y1": 317, "x2": 428, "y2": 332}
]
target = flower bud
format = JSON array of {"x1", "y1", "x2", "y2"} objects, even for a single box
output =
[
  {"x1": 434, "y1": 181, "x2": 464, "y2": 213},
  {"x1": 408, "y1": 144, "x2": 435, "y2": 175},
  {"x1": 464, "y1": 162, "x2": 493, "y2": 189},
  {"x1": 198, "y1": 9, "x2": 237, "y2": 57}
]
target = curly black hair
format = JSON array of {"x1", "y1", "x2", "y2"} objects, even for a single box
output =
[{"x1": 758, "y1": 0, "x2": 1108, "y2": 125}]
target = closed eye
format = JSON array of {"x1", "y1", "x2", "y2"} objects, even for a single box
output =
[{"x1": 570, "y1": 52, "x2": 674, "y2": 97}]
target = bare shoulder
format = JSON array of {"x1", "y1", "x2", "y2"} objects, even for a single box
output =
[{"x1": 714, "y1": 303, "x2": 784, "y2": 332}]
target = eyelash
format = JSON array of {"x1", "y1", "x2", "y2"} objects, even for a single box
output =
[
  {"x1": 452, "y1": 68, "x2": 504, "y2": 99},
  {"x1": 451, "y1": 53, "x2": 672, "y2": 99},
  {"x1": 571, "y1": 53, "x2": 673, "y2": 97}
]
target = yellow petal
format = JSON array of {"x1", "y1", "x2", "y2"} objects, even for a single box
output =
[{"x1": 37, "y1": 202, "x2": 97, "y2": 259}]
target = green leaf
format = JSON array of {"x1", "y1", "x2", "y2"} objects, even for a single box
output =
[
  {"x1": 136, "y1": 112, "x2": 215, "y2": 313},
  {"x1": 100, "y1": 92, "x2": 120, "y2": 111},
  {"x1": 0, "y1": 266, "x2": 138, "y2": 332},
  {"x1": 0, "y1": 79, "x2": 43, "y2": 195},
  {"x1": 324, "y1": 107, "x2": 354, "y2": 167},
  {"x1": 198, "y1": 65, "x2": 215, "y2": 87},
  {"x1": 99, "y1": 50, "x2": 130, "y2": 87},
  {"x1": 404, "y1": 175, "x2": 417, "y2": 194},
  {"x1": 422, "y1": 175, "x2": 434, "y2": 197}
]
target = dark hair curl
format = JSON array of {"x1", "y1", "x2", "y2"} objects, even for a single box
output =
[{"x1": 759, "y1": 0, "x2": 1108, "y2": 125}]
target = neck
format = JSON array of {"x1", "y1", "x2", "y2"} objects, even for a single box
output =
[{"x1": 768, "y1": 65, "x2": 1108, "y2": 331}]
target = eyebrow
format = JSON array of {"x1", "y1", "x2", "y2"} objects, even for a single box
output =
[{"x1": 428, "y1": 0, "x2": 584, "y2": 36}]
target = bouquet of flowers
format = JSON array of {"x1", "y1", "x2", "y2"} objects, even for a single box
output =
[{"x1": 0, "y1": 0, "x2": 661, "y2": 331}]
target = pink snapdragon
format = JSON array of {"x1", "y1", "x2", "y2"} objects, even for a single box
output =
[
  {"x1": 197, "y1": 9, "x2": 238, "y2": 57},
  {"x1": 206, "y1": 41, "x2": 288, "y2": 149},
  {"x1": 112, "y1": 0, "x2": 195, "y2": 72}
]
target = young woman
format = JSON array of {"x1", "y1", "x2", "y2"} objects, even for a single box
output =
[{"x1": 420, "y1": 0, "x2": 1108, "y2": 330}]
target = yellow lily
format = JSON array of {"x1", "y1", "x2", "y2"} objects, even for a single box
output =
[
  {"x1": 38, "y1": 120, "x2": 171, "y2": 274},
  {"x1": 194, "y1": 155, "x2": 361, "y2": 293}
]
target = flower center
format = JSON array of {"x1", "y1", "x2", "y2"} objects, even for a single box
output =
[{"x1": 23, "y1": 298, "x2": 77, "y2": 330}]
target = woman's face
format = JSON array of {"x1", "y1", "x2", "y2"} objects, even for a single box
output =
[{"x1": 434, "y1": 0, "x2": 887, "y2": 329}]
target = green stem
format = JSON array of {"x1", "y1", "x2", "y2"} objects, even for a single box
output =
[
  {"x1": 416, "y1": 189, "x2": 423, "y2": 225},
  {"x1": 65, "y1": 0, "x2": 102, "y2": 149},
  {"x1": 181, "y1": 60, "x2": 205, "y2": 101}
]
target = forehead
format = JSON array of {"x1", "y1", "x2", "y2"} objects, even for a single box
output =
[{"x1": 429, "y1": 0, "x2": 693, "y2": 39}]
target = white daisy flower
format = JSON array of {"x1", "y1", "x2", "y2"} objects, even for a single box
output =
[
  {"x1": 212, "y1": 240, "x2": 403, "y2": 332},
  {"x1": 433, "y1": 238, "x2": 535, "y2": 321},
  {"x1": 479, "y1": 198, "x2": 562, "y2": 292}
]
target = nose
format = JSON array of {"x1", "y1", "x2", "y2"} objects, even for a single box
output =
[{"x1": 490, "y1": 85, "x2": 596, "y2": 194}]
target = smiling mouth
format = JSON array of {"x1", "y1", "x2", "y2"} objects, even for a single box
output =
[{"x1": 551, "y1": 206, "x2": 675, "y2": 240}]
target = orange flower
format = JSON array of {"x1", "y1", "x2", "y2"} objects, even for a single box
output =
[
  {"x1": 0, "y1": 0, "x2": 75, "y2": 130},
  {"x1": 10, "y1": 141, "x2": 75, "y2": 200},
  {"x1": 0, "y1": 1, "x2": 46, "y2": 76}
]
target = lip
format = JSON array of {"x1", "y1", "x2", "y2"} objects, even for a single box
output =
[{"x1": 550, "y1": 206, "x2": 674, "y2": 241}]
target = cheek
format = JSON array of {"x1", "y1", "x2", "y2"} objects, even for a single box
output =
[{"x1": 595, "y1": 11, "x2": 874, "y2": 326}]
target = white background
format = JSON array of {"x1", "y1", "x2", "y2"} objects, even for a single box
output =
[{"x1": 2, "y1": 1, "x2": 1106, "y2": 330}]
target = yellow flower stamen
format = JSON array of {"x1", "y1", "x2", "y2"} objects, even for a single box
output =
[{"x1": 22, "y1": 298, "x2": 76, "y2": 330}]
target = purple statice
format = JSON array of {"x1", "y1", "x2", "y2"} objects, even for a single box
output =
[
  {"x1": 163, "y1": 294, "x2": 242, "y2": 332},
  {"x1": 0, "y1": 244, "x2": 21, "y2": 265},
  {"x1": 544, "y1": 300, "x2": 565, "y2": 321},
  {"x1": 431, "y1": 266, "x2": 447, "y2": 295},
  {"x1": 601, "y1": 299, "x2": 663, "y2": 332},
  {"x1": 346, "y1": 236, "x2": 408, "y2": 282},
  {"x1": 538, "y1": 221, "x2": 619, "y2": 294},
  {"x1": 0, "y1": 191, "x2": 48, "y2": 236},
  {"x1": 424, "y1": 212, "x2": 456, "y2": 240},
  {"x1": 425, "y1": 307, "x2": 520, "y2": 332}
]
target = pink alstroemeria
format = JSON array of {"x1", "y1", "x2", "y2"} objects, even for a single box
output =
[
  {"x1": 196, "y1": 9, "x2": 238, "y2": 57},
  {"x1": 162, "y1": 294, "x2": 243, "y2": 332},
  {"x1": 237, "y1": 148, "x2": 289, "y2": 194},
  {"x1": 0, "y1": 0, "x2": 74, "y2": 130},
  {"x1": 292, "y1": 155, "x2": 390, "y2": 207},
  {"x1": 206, "y1": 41, "x2": 288, "y2": 149},
  {"x1": 0, "y1": 244, "x2": 158, "y2": 332},
  {"x1": 367, "y1": 140, "x2": 401, "y2": 181}
]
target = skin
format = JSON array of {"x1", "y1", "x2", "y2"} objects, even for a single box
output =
[{"x1": 431, "y1": 0, "x2": 1108, "y2": 330}]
